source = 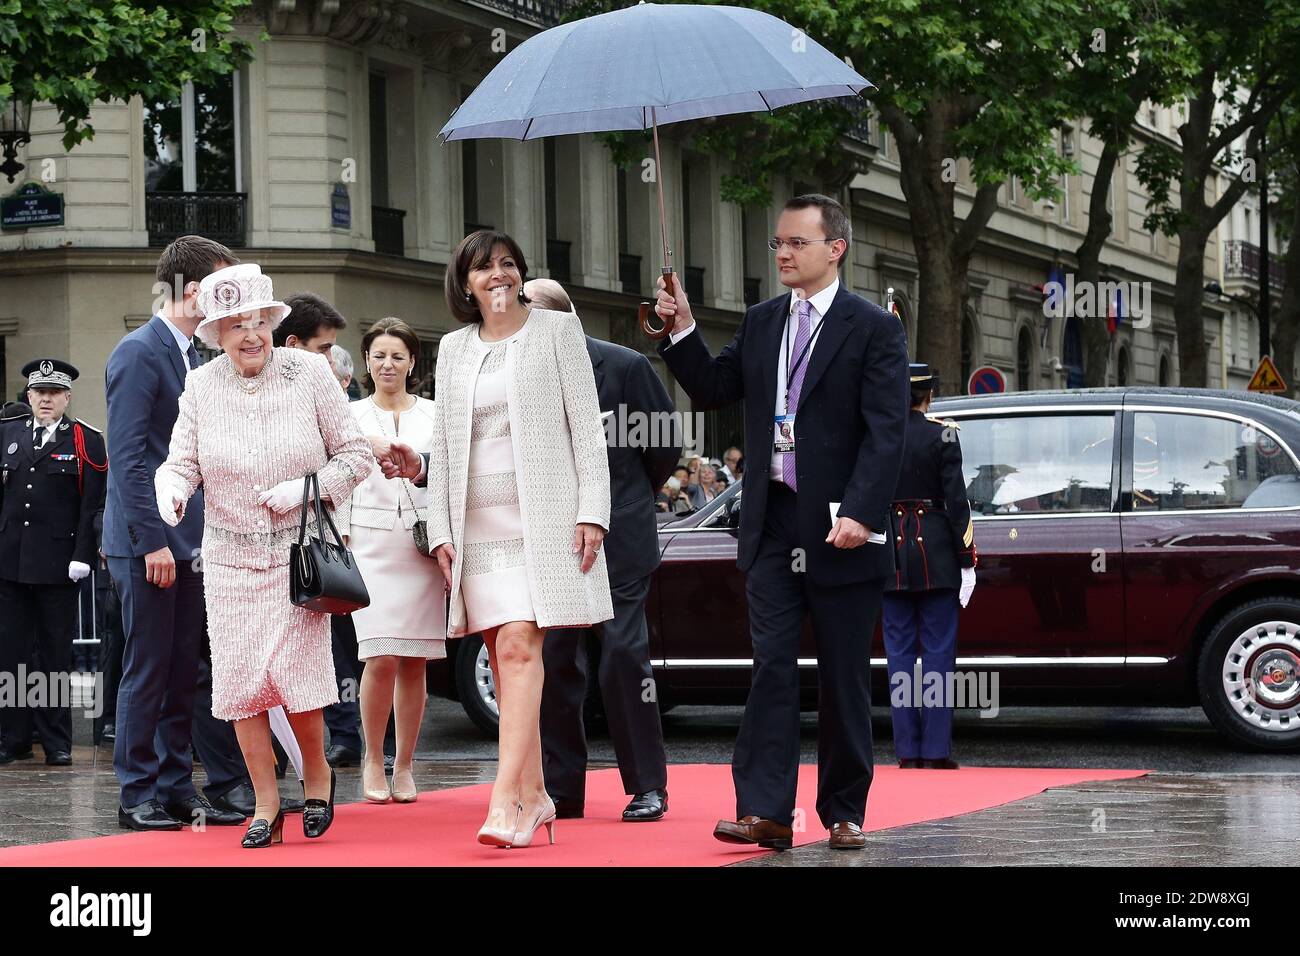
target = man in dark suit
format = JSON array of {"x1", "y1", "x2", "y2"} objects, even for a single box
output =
[
  {"x1": 103, "y1": 236, "x2": 246, "y2": 831},
  {"x1": 653, "y1": 193, "x2": 909, "y2": 850},
  {"x1": 525, "y1": 278, "x2": 681, "y2": 822},
  {"x1": 0, "y1": 360, "x2": 107, "y2": 765}
]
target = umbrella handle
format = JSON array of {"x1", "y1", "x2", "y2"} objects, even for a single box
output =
[{"x1": 639, "y1": 268, "x2": 676, "y2": 340}]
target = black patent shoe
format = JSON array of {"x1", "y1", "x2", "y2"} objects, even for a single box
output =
[
  {"x1": 302, "y1": 770, "x2": 337, "y2": 839},
  {"x1": 622, "y1": 788, "x2": 668, "y2": 822},
  {"x1": 242, "y1": 810, "x2": 285, "y2": 848},
  {"x1": 922, "y1": 757, "x2": 960, "y2": 769}
]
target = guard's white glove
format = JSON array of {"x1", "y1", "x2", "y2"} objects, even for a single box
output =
[
  {"x1": 959, "y1": 567, "x2": 976, "y2": 608},
  {"x1": 68, "y1": 561, "x2": 91, "y2": 582},
  {"x1": 257, "y1": 478, "x2": 303, "y2": 515},
  {"x1": 157, "y1": 484, "x2": 185, "y2": 527}
]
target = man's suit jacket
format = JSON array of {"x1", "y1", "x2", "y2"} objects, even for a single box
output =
[
  {"x1": 657, "y1": 284, "x2": 909, "y2": 586},
  {"x1": 102, "y1": 315, "x2": 205, "y2": 560},
  {"x1": 585, "y1": 336, "x2": 681, "y2": 584}
]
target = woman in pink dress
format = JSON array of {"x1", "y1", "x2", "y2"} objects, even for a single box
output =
[{"x1": 155, "y1": 263, "x2": 373, "y2": 848}]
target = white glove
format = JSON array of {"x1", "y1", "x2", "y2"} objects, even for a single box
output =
[
  {"x1": 258, "y1": 478, "x2": 304, "y2": 515},
  {"x1": 959, "y1": 567, "x2": 976, "y2": 608},
  {"x1": 157, "y1": 483, "x2": 185, "y2": 527},
  {"x1": 68, "y1": 561, "x2": 91, "y2": 582}
]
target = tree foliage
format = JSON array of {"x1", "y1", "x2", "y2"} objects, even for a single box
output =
[{"x1": 0, "y1": 0, "x2": 255, "y2": 150}]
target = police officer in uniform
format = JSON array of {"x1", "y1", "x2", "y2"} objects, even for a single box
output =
[
  {"x1": 0, "y1": 359, "x2": 107, "y2": 765},
  {"x1": 882, "y1": 364, "x2": 976, "y2": 770}
]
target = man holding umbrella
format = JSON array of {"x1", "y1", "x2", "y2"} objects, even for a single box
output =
[{"x1": 654, "y1": 194, "x2": 909, "y2": 850}]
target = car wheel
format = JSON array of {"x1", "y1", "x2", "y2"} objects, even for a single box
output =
[
  {"x1": 454, "y1": 634, "x2": 500, "y2": 737},
  {"x1": 1198, "y1": 596, "x2": 1300, "y2": 752}
]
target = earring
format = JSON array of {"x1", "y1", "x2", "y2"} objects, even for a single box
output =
[
  {"x1": 465, "y1": 291, "x2": 473, "y2": 302},
  {"x1": 517, "y1": 288, "x2": 526, "y2": 302}
]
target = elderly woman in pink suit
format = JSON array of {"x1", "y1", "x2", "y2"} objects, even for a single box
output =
[{"x1": 155, "y1": 263, "x2": 373, "y2": 848}]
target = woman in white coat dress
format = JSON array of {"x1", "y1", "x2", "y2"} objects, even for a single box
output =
[
  {"x1": 336, "y1": 317, "x2": 447, "y2": 805},
  {"x1": 428, "y1": 230, "x2": 613, "y2": 849}
]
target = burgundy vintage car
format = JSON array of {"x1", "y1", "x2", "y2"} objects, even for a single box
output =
[{"x1": 428, "y1": 387, "x2": 1300, "y2": 752}]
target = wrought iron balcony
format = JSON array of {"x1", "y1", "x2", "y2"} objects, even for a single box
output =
[
  {"x1": 373, "y1": 205, "x2": 406, "y2": 256},
  {"x1": 146, "y1": 192, "x2": 246, "y2": 248},
  {"x1": 1224, "y1": 239, "x2": 1285, "y2": 287},
  {"x1": 471, "y1": 0, "x2": 569, "y2": 28}
]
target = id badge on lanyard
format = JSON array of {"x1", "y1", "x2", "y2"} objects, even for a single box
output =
[{"x1": 773, "y1": 311, "x2": 819, "y2": 455}]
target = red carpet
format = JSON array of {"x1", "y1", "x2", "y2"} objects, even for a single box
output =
[{"x1": 0, "y1": 764, "x2": 1147, "y2": 867}]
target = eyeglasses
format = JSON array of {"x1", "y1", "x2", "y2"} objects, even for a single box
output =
[{"x1": 767, "y1": 237, "x2": 837, "y2": 252}]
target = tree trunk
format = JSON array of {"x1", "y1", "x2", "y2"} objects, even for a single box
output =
[
  {"x1": 1275, "y1": 173, "x2": 1300, "y2": 397},
  {"x1": 912, "y1": 229, "x2": 966, "y2": 394},
  {"x1": 1172, "y1": 234, "x2": 1212, "y2": 387},
  {"x1": 1075, "y1": 139, "x2": 1121, "y2": 387}
]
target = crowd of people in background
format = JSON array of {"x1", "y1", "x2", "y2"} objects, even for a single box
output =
[{"x1": 657, "y1": 447, "x2": 742, "y2": 515}]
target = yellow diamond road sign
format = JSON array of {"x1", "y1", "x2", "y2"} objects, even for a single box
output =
[{"x1": 1247, "y1": 355, "x2": 1287, "y2": 393}]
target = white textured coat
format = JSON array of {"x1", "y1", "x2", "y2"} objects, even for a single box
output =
[{"x1": 428, "y1": 308, "x2": 613, "y2": 638}]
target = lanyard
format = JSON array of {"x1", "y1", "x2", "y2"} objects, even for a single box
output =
[{"x1": 780, "y1": 306, "x2": 824, "y2": 413}]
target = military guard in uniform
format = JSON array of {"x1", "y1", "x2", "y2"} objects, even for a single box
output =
[
  {"x1": 0, "y1": 359, "x2": 107, "y2": 765},
  {"x1": 882, "y1": 363, "x2": 976, "y2": 770}
]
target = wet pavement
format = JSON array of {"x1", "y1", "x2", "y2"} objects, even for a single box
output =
[{"x1": 2, "y1": 699, "x2": 1297, "y2": 865}]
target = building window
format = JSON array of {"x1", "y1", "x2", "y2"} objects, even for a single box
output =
[
  {"x1": 1117, "y1": 345, "x2": 1129, "y2": 386},
  {"x1": 144, "y1": 73, "x2": 239, "y2": 193},
  {"x1": 1016, "y1": 326, "x2": 1033, "y2": 391},
  {"x1": 1063, "y1": 316, "x2": 1084, "y2": 388},
  {"x1": 1158, "y1": 353, "x2": 1171, "y2": 387},
  {"x1": 143, "y1": 72, "x2": 246, "y2": 247}
]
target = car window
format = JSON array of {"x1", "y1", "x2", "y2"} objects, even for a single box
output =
[
  {"x1": 955, "y1": 414, "x2": 1115, "y2": 515},
  {"x1": 1132, "y1": 412, "x2": 1300, "y2": 511}
]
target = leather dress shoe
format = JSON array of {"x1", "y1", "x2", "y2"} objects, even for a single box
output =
[
  {"x1": 622, "y1": 788, "x2": 668, "y2": 822},
  {"x1": 118, "y1": 800, "x2": 183, "y2": 831},
  {"x1": 552, "y1": 798, "x2": 584, "y2": 819},
  {"x1": 923, "y1": 757, "x2": 960, "y2": 769},
  {"x1": 829, "y1": 822, "x2": 867, "y2": 850},
  {"x1": 44, "y1": 750, "x2": 72, "y2": 766},
  {"x1": 384, "y1": 754, "x2": 395, "y2": 773},
  {"x1": 325, "y1": 744, "x2": 361, "y2": 768},
  {"x1": 100, "y1": 722, "x2": 115, "y2": 742},
  {"x1": 209, "y1": 782, "x2": 256, "y2": 817},
  {"x1": 713, "y1": 816, "x2": 793, "y2": 850},
  {"x1": 0, "y1": 745, "x2": 34, "y2": 765},
  {"x1": 898, "y1": 757, "x2": 923, "y2": 769},
  {"x1": 165, "y1": 794, "x2": 245, "y2": 826}
]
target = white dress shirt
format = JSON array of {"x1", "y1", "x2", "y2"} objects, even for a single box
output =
[
  {"x1": 668, "y1": 277, "x2": 840, "y2": 486},
  {"x1": 157, "y1": 313, "x2": 197, "y2": 375},
  {"x1": 32, "y1": 419, "x2": 58, "y2": 448}
]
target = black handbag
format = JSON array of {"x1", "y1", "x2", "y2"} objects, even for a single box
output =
[{"x1": 289, "y1": 473, "x2": 371, "y2": 614}]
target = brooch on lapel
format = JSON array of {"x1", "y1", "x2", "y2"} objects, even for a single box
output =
[{"x1": 279, "y1": 351, "x2": 303, "y2": 382}]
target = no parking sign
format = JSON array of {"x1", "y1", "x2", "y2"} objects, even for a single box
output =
[{"x1": 967, "y1": 366, "x2": 1005, "y2": 395}]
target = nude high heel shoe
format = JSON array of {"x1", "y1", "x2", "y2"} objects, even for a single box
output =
[
  {"x1": 362, "y1": 762, "x2": 391, "y2": 804},
  {"x1": 477, "y1": 803, "x2": 522, "y2": 848},
  {"x1": 391, "y1": 766, "x2": 418, "y2": 803},
  {"x1": 509, "y1": 797, "x2": 557, "y2": 848}
]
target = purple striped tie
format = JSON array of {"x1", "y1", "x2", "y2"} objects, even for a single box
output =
[{"x1": 781, "y1": 299, "x2": 812, "y2": 491}]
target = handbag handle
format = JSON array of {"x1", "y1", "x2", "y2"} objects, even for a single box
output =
[{"x1": 296, "y1": 473, "x2": 354, "y2": 569}]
